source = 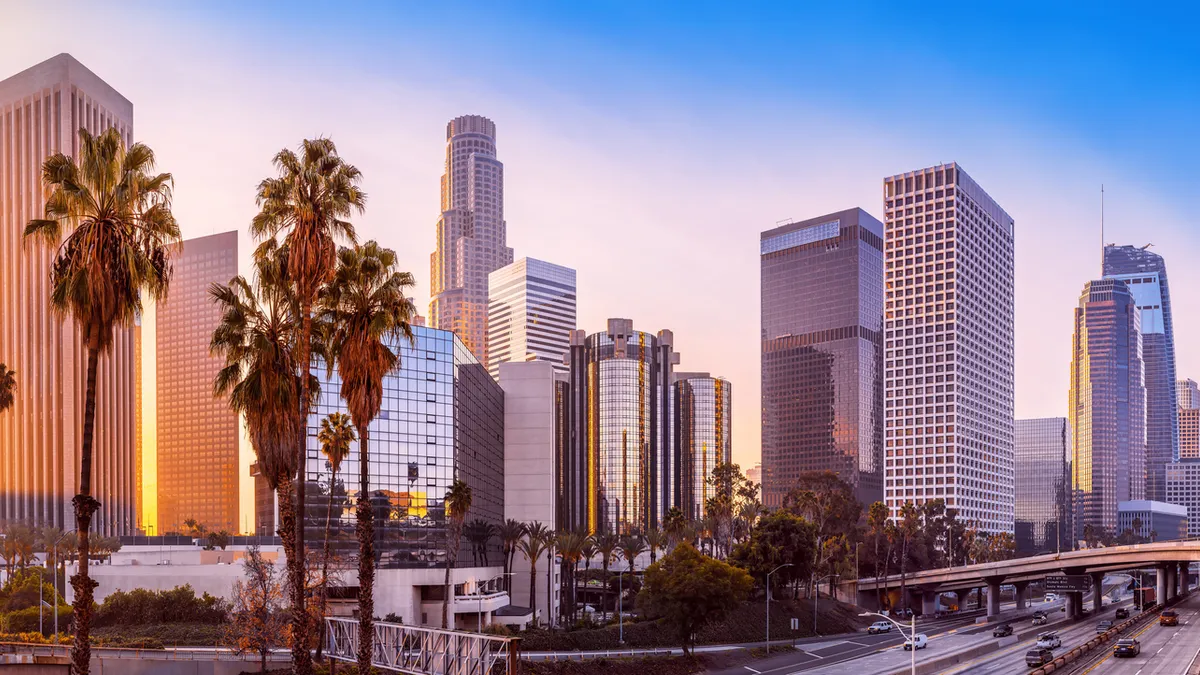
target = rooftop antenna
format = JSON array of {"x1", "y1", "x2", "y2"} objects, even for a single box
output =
[{"x1": 1100, "y1": 184, "x2": 1105, "y2": 274}]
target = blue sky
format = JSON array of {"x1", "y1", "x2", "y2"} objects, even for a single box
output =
[{"x1": 4, "y1": 2, "x2": 1200, "y2": 520}]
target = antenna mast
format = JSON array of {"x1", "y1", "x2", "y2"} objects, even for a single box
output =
[{"x1": 1100, "y1": 184, "x2": 1105, "y2": 274}]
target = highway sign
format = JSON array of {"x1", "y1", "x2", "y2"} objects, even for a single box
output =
[{"x1": 1044, "y1": 575, "x2": 1091, "y2": 593}]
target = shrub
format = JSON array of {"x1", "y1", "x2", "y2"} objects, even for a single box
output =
[
  {"x1": 92, "y1": 622, "x2": 224, "y2": 647},
  {"x1": 95, "y1": 585, "x2": 228, "y2": 626},
  {"x1": 482, "y1": 622, "x2": 512, "y2": 636},
  {"x1": 1, "y1": 605, "x2": 72, "y2": 633}
]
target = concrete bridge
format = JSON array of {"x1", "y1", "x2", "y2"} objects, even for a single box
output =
[{"x1": 845, "y1": 539, "x2": 1200, "y2": 621}]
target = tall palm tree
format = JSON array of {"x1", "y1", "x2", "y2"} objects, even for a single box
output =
[
  {"x1": 581, "y1": 538, "x2": 597, "y2": 578},
  {"x1": 554, "y1": 531, "x2": 587, "y2": 624},
  {"x1": 442, "y1": 479, "x2": 473, "y2": 629},
  {"x1": 517, "y1": 522, "x2": 552, "y2": 624},
  {"x1": 644, "y1": 529, "x2": 666, "y2": 567},
  {"x1": 662, "y1": 507, "x2": 686, "y2": 550},
  {"x1": 315, "y1": 411, "x2": 354, "y2": 659},
  {"x1": 0, "y1": 364, "x2": 15, "y2": 413},
  {"x1": 251, "y1": 137, "x2": 363, "y2": 675},
  {"x1": 899, "y1": 502, "x2": 920, "y2": 611},
  {"x1": 499, "y1": 519, "x2": 526, "y2": 593},
  {"x1": 594, "y1": 532, "x2": 619, "y2": 579},
  {"x1": 867, "y1": 501, "x2": 889, "y2": 610},
  {"x1": 618, "y1": 535, "x2": 647, "y2": 574},
  {"x1": 24, "y1": 127, "x2": 179, "y2": 674},
  {"x1": 466, "y1": 519, "x2": 497, "y2": 566},
  {"x1": 320, "y1": 240, "x2": 415, "y2": 670}
]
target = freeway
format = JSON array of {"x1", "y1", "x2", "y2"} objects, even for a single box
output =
[{"x1": 1064, "y1": 593, "x2": 1200, "y2": 675}]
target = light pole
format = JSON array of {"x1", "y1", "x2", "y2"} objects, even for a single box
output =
[
  {"x1": 765, "y1": 563, "x2": 793, "y2": 654},
  {"x1": 477, "y1": 573, "x2": 515, "y2": 632},
  {"x1": 860, "y1": 611, "x2": 917, "y2": 675},
  {"x1": 814, "y1": 575, "x2": 839, "y2": 635},
  {"x1": 616, "y1": 569, "x2": 631, "y2": 644}
]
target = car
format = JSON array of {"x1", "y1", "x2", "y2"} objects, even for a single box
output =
[
  {"x1": 993, "y1": 624, "x2": 1014, "y2": 638},
  {"x1": 1096, "y1": 620, "x2": 1113, "y2": 633},
  {"x1": 1036, "y1": 632, "x2": 1062, "y2": 649},
  {"x1": 1115, "y1": 607, "x2": 1130, "y2": 620},
  {"x1": 896, "y1": 607, "x2": 914, "y2": 618},
  {"x1": 1113, "y1": 638, "x2": 1141, "y2": 657},
  {"x1": 903, "y1": 634, "x2": 928, "y2": 651},
  {"x1": 868, "y1": 621, "x2": 893, "y2": 634},
  {"x1": 1032, "y1": 615, "x2": 1048, "y2": 626},
  {"x1": 1161, "y1": 610, "x2": 1179, "y2": 626},
  {"x1": 1044, "y1": 593, "x2": 1058, "y2": 603},
  {"x1": 1026, "y1": 648, "x2": 1055, "y2": 667}
]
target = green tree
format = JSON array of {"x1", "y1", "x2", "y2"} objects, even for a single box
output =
[
  {"x1": 499, "y1": 519, "x2": 526, "y2": 593},
  {"x1": 554, "y1": 531, "x2": 587, "y2": 624},
  {"x1": 898, "y1": 502, "x2": 919, "y2": 610},
  {"x1": 637, "y1": 542, "x2": 752, "y2": 654},
  {"x1": 644, "y1": 529, "x2": 667, "y2": 566},
  {"x1": 315, "y1": 411, "x2": 354, "y2": 659},
  {"x1": 729, "y1": 511, "x2": 816, "y2": 596},
  {"x1": 517, "y1": 522, "x2": 552, "y2": 624},
  {"x1": 24, "y1": 128, "x2": 179, "y2": 673},
  {"x1": 225, "y1": 547, "x2": 286, "y2": 673},
  {"x1": 662, "y1": 508, "x2": 687, "y2": 549},
  {"x1": 319, "y1": 240, "x2": 416, "y2": 668},
  {"x1": 619, "y1": 535, "x2": 648, "y2": 574},
  {"x1": 251, "y1": 137, "x2": 364, "y2": 675},
  {"x1": 442, "y1": 480, "x2": 473, "y2": 629},
  {"x1": 594, "y1": 532, "x2": 619, "y2": 578},
  {"x1": 867, "y1": 501, "x2": 888, "y2": 607},
  {"x1": 784, "y1": 471, "x2": 862, "y2": 602},
  {"x1": 0, "y1": 364, "x2": 15, "y2": 414}
]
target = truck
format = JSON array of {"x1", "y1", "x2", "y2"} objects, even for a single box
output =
[{"x1": 1134, "y1": 587, "x2": 1156, "y2": 610}]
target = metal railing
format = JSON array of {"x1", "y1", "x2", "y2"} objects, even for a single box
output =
[{"x1": 325, "y1": 617, "x2": 520, "y2": 675}]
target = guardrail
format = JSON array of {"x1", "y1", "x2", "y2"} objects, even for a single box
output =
[
  {"x1": 1030, "y1": 595, "x2": 1184, "y2": 675},
  {"x1": 0, "y1": 643, "x2": 290, "y2": 663},
  {"x1": 325, "y1": 617, "x2": 520, "y2": 675}
]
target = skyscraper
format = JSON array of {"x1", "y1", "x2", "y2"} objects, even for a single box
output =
[
  {"x1": 429, "y1": 115, "x2": 513, "y2": 367},
  {"x1": 564, "y1": 319, "x2": 679, "y2": 534},
  {"x1": 0, "y1": 54, "x2": 137, "y2": 536},
  {"x1": 760, "y1": 208, "x2": 884, "y2": 509},
  {"x1": 1014, "y1": 418, "x2": 1071, "y2": 555},
  {"x1": 1177, "y1": 379, "x2": 1199, "y2": 410},
  {"x1": 156, "y1": 232, "x2": 240, "y2": 534},
  {"x1": 487, "y1": 258, "x2": 577, "y2": 380},
  {"x1": 882, "y1": 164, "x2": 1015, "y2": 533},
  {"x1": 1178, "y1": 379, "x2": 1199, "y2": 461},
  {"x1": 1104, "y1": 245, "x2": 1178, "y2": 502},
  {"x1": 673, "y1": 373, "x2": 732, "y2": 521},
  {"x1": 1069, "y1": 278, "x2": 1146, "y2": 540},
  {"x1": 134, "y1": 321, "x2": 143, "y2": 531}
]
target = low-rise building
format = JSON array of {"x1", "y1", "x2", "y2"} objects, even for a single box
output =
[
  {"x1": 1166, "y1": 461, "x2": 1200, "y2": 537},
  {"x1": 1117, "y1": 500, "x2": 1188, "y2": 541}
]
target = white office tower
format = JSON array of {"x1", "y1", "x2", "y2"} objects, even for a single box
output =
[
  {"x1": 487, "y1": 258, "x2": 576, "y2": 380},
  {"x1": 882, "y1": 163, "x2": 1016, "y2": 534}
]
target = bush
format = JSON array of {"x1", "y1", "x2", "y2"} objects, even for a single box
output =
[
  {"x1": 95, "y1": 585, "x2": 228, "y2": 626},
  {"x1": 0, "y1": 631, "x2": 71, "y2": 644},
  {"x1": 482, "y1": 622, "x2": 512, "y2": 636},
  {"x1": 92, "y1": 622, "x2": 224, "y2": 647},
  {"x1": 1, "y1": 605, "x2": 72, "y2": 633}
]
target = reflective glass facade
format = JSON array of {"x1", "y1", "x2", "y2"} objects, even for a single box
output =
[
  {"x1": 487, "y1": 258, "x2": 577, "y2": 380},
  {"x1": 1014, "y1": 418, "x2": 1071, "y2": 554},
  {"x1": 760, "y1": 208, "x2": 884, "y2": 509},
  {"x1": 305, "y1": 326, "x2": 505, "y2": 568},
  {"x1": 1069, "y1": 279, "x2": 1145, "y2": 540},
  {"x1": 1105, "y1": 245, "x2": 1178, "y2": 502},
  {"x1": 674, "y1": 374, "x2": 732, "y2": 521}
]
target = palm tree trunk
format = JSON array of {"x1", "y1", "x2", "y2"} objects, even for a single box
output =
[
  {"x1": 900, "y1": 538, "x2": 908, "y2": 611},
  {"x1": 356, "y1": 427, "x2": 375, "y2": 675},
  {"x1": 874, "y1": 535, "x2": 882, "y2": 610},
  {"x1": 317, "y1": 466, "x2": 337, "y2": 661},
  {"x1": 293, "y1": 309, "x2": 314, "y2": 675},
  {"x1": 529, "y1": 554, "x2": 538, "y2": 618},
  {"x1": 547, "y1": 545, "x2": 553, "y2": 628},
  {"x1": 442, "y1": 526, "x2": 457, "y2": 629},
  {"x1": 70, "y1": 346, "x2": 101, "y2": 675}
]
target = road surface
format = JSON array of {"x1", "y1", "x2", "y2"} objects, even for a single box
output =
[{"x1": 1068, "y1": 593, "x2": 1200, "y2": 675}]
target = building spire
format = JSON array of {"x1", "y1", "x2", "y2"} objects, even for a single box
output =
[{"x1": 1101, "y1": 184, "x2": 1105, "y2": 274}]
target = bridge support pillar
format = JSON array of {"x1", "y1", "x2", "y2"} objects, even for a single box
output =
[
  {"x1": 1091, "y1": 572, "x2": 1104, "y2": 613},
  {"x1": 1158, "y1": 565, "x2": 1168, "y2": 607},
  {"x1": 1013, "y1": 581, "x2": 1029, "y2": 610},
  {"x1": 985, "y1": 576, "x2": 1003, "y2": 619},
  {"x1": 921, "y1": 590, "x2": 937, "y2": 616},
  {"x1": 1181, "y1": 562, "x2": 1191, "y2": 595},
  {"x1": 1168, "y1": 564, "x2": 1178, "y2": 602},
  {"x1": 954, "y1": 589, "x2": 965, "y2": 611}
]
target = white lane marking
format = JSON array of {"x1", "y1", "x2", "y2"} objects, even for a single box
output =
[
  {"x1": 1156, "y1": 647, "x2": 1163, "y2": 653},
  {"x1": 1134, "y1": 670, "x2": 1141, "y2": 675},
  {"x1": 744, "y1": 667, "x2": 761, "y2": 674}
]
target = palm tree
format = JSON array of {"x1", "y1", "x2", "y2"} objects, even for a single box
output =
[
  {"x1": 581, "y1": 538, "x2": 597, "y2": 578},
  {"x1": 554, "y1": 531, "x2": 587, "y2": 624},
  {"x1": 251, "y1": 137, "x2": 363, "y2": 675},
  {"x1": 0, "y1": 364, "x2": 15, "y2": 414},
  {"x1": 662, "y1": 507, "x2": 686, "y2": 550},
  {"x1": 466, "y1": 519, "x2": 497, "y2": 567},
  {"x1": 594, "y1": 532, "x2": 619, "y2": 580},
  {"x1": 517, "y1": 522, "x2": 552, "y2": 624},
  {"x1": 618, "y1": 535, "x2": 647, "y2": 574},
  {"x1": 442, "y1": 479, "x2": 473, "y2": 629},
  {"x1": 899, "y1": 502, "x2": 919, "y2": 611},
  {"x1": 644, "y1": 529, "x2": 666, "y2": 566},
  {"x1": 319, "y1": 241, "x2": 415, "y2": 670},
  {"x1": 24, "y1": 127, "x2": 179, "y2": 674},
  {"x1": 867, "y1": 501, "x2": 888, "y2": 609},
  {"x1": 315, "y1": 411, "x2": 354, "y2": 659},
  {"x1": 499, "y1": 519, "x2": 527, "y2": 593}
]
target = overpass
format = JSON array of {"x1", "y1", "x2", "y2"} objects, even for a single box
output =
[{"x1": 845, "y1": 539, "x2": 1200, "y2": 621}]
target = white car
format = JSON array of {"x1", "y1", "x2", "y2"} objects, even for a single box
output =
[
  {"x1": 1044, "y1": 593, "x2": 1058, "y2": 602},
  {"x1": 868, "y1": 621, "x2": 893, "y2": 634},
  {"x1": 1036, "y1": 632, "x2": 1062, "y2": 649},
  {"x1": 903, "y1": 634, "x2": 928, "y2": 650}
]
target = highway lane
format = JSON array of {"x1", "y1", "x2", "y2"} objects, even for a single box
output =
[{"x1": 1072, "y1": 593, "x2": 1200, "y2": 675}]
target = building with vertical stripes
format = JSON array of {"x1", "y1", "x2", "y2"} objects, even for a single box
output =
[
  {"x1": 0, "y1": 54, "x2": 137, "y2": 536},
  {"x1": 673, "y1": 372, "x2": 732, "y2": 521},
  {"x1": 487, "y1": 257, "x2": 576, "y2": 380}
]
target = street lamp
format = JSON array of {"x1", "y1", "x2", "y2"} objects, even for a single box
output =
[
  {"x1": 814, "y1": 575, "x2": 839, "y2": 635},
  {"x1": 616, "y1": 569, "x2": 634, "y2": 644},
  {"x1": 477, "y1": 573, "x2": 515, "y2": 632},
  {"x1": 860, "y1": 611, "x2": 917, "y2": 675},
  {"x1": 765, "y1": 563, "x2": 793, "y2": 654}
]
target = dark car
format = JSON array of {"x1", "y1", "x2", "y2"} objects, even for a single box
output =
[
  {"x1": 1161, "y1": 610, "x2": 1179, "y2": 626},
  {"x1": 1113, "y1": 638, "x2": 1141, "y2": 657},
  {"x1": 993, "y1": 624, "x2": 1014, "y2": 638},
  {"x1": 1096, "y1": 620, "x2": 1113, "y2": 634},
  {"x1": 1026, "y1": 648, "x2": 1055, "y2": 668},
  {"x1": 1115, "y1": 608, "x2": 1130, "y2": 620}
]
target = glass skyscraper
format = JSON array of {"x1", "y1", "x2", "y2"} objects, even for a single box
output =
[
  {"x1": 487, "y1": 257, "x2": 577, "y2": 380},
  {"x1": 759, "y1": 208, "x2": 884, "y2": 510},
  {"x1": 1069, "y1": 278, "x2": 1145, "y2": 540},
  {"x1": 1104, "y1": 245, "x2": 1178, "y2": 502},
  {"x1": 673, "y1": 373, "x2": 732, "y2": 521},
  {"x1": 305, "y1": 325, "x2": 505, "y2": 568},
  {"x1": 1014, "y1": 418, "x2": 1071, "y2": 554}
]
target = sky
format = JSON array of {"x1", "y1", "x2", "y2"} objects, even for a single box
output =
[{"x1": 4, "y1": 1, "x2": 1200, "y2": 532}]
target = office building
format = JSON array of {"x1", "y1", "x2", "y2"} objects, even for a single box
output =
[
  {"x1": 1069, "y1": 278, "x2": 1146, "y2": 540},
  {"x1": 673, "y1": 373, "x2": 733, "y2": 520},
  {"x1": 156, "y1": 232, "x2": 240, "y2": 534},
  {"x1": 249, "y1": 462, "x2": 276, "y2": 538},
  {"x1": 1166, "y1": 462, "x2": 1200, "y2": 537},
  {"x1": 487, "y1": 258, "x2": 577, "y2": 380},
  {"x1": 882, "y1": 164, "x2": 1016, "y2": 533},
  {"x1": 306, "y1": 325, "x2": 505, "y2": 569},
  {"x1": 1179, "y1": 379, "x2": 1200, "y2": 461},
  {"x1": 134, "y1": 322, "x2": 143, "y2": 531},
  {"x1": 760, "y1": 208, "x2": 885, "y2": 509},
  {"x1": 1117, "y1": 500, "x2": 1187, "y2": 542},
  {"x1": 563, "y1": 319, "x2": 679, "y2": 534},
  {"x1": 429, "y1": 115, "x2": 514, "y2": 367},
  {"x1": 1104, "y1": 245, "x2": 1179, "y2": 502},
  {"x1": 0, "y1": 54, "x2": 137, "y2": 535},
  {"x1": 1178, "y1": 379, "x2": 1199, "y2": 410},
  {"x1": 1014, "y1": 418, "x2": 1071, "y2": 555}
]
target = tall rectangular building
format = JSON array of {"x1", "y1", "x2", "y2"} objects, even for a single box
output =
[
  {"x1": 1104, "y1": 245, "x2": 1178, "y2": 502},
  {"x1": 760, "y1": 208, "x2": 884, "y2": 509},
  {"x1": 156, "y1": 232, "x2": 240, "y2": 534},
  {"x1": 1178, "y1": 379, "x2": 1200, "y2": 461},
  {"x1": 429, "y1": 115, "x2": 514, "y2": 367},
  {"x1": 487, "y1": 258, "x2": 576, "y2": 380},
  {"x1": 0, "y1": 54, "x2": 137, "y2": 535},
  {"x1": 1014, "y1": 418, "x2": 1071, "y2": 555},
  {"x1": 882, "y1": 164, "x2": 1015, "y2": 533},
  {"x1": 1069, "y1": 278, "x2": 1146, "y2": 539},
  {"x1": 673, "y1": 372, "x2": 733, "y2": 520}
]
